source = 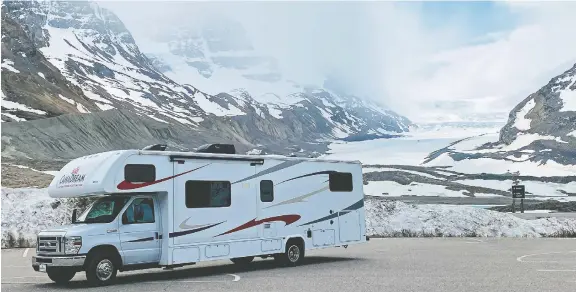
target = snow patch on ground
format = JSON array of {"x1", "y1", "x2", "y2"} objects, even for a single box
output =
[
  {"x1": 427, "y1": 154, "x2": 576, "y2": 177},
  {"x1": 365, "y1": 181, "x2": 467, "y2": 197},
  {"x1": 1, "y1": 113, "x2": 26, "y2": 122},
  {"x1": 1, "y1": 59, "x2": 20, "y2": 73},
  {"x1": 96, "y1": 102, "x2": 115, "y2": 110},
  {"x1": 3, "y1": 164, "x2": 58, "y2": 176},
  {"x1": 513, "y1": 99, "x2": 535, "y2": 130},
  {"x1": 365, "y1": 168, "x2": 441, "y2": 179},
  {"x1": 76, "y1": 103, "x2": 90, "y2": 113},
  {"x1": 1, "y1": 98, "x2": 47, "y2": 115},
  {"x1": 58, "y1": 94, "x2": 74, "y2": 104},
  {"x1": 558, "y1": 75, "x2": 576, "y2": 112},
  {"x1": 366, "y1": 198, "x2": 576, "y2": 237},
  {"x1": 1, "y1": 188, "x2": 71, "y2": 248},
  {"x1": 473, "y1": 133, "x2": 559, "y2": 153}
]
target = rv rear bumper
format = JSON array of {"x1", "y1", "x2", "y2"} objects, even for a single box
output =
[{"x1": 32, "y1": 255, "x2": 86, "y2": 271}]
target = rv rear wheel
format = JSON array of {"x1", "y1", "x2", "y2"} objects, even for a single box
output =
[
  {"x1": 47, "y1": 268, "x2": 76, "y2": 284},
  {"x1": 230, "y1": 256, "x2": 254, "y2": 265},
  {"x1": 85, "y1": 253, "x2": 118, "y2": 286},
  {"x1": 275, "y1": 241, "x2": 304, "y2": 267}
]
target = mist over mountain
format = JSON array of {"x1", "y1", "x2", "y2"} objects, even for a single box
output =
[{"x1": 1, "y1": 0, "x2": 411, "y2": 163}]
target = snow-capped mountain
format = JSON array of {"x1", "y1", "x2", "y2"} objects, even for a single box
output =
[
  {"x1": 422, "y1": 62, "x2": 576, "y2": 173},
  {"x1": 495, "y1": 62, "x2": 576, "y2": 164},
  {"x1": 134, "y1": 14, "x2": 411, "y2": 138},
  {"x1": 1, "y1": 0, "x2": 411, "y2": 161}
]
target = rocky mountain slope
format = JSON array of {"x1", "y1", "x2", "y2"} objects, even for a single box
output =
[
  {"x1": 422, "y1": 63, "x2": 576, "y2": 170},
  {"x1": 1, "y1": 1, "x2": 411, "y2": 165}
]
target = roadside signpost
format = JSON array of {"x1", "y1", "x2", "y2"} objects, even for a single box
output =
[
  {"x1": 509, "y1": 171, "x2": 525, "y2": 213},
  {"x1": 512, "y1": 185, "x2": 526, "y2": 213}
]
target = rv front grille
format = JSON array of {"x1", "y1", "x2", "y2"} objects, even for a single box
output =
[{"x1": 37, "y1": 236, "x2": 63, "y2": 255}]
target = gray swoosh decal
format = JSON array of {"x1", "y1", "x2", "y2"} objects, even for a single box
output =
[
  {"x1": 276, "y1": 170, "x2": 336, "y2": 185},
  {"x1": 298, "y1": 199, "x2": 364, "y2": 226},
  {"x1": 232, "y1": 160, "x2": 303, "y2": 184},
  {"x1": 264, "y1": 186, "x2": 329, "y2": 209},
  {"x1": 179, "y1": 219, "x2": 219, "y2": 230}
]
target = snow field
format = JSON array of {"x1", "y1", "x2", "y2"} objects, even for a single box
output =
[{"x1": 365, "y1": 198, "x2": 576, "y2": 238}]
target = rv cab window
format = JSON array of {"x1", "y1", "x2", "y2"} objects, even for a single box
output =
[
  {"x1": 329, "y1": 172, "x2": 353, "y2": 192},
  {"x1": 122, "y1": 198, "x2": 155, "y2": 224},
  {"x1": 260, "y1": 180, "x2": 274, "y2": 202},
  {"x1": 74, "y1": 197, "x2": 130, "y2": 224},
  {"x1": 185, "y1": 181, "x2": 231, "y2": 208}
]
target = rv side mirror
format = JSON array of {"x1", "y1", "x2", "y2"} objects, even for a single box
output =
[
  {"x1": 122, "y1": 213, "x2": 128, "y2": 225},
  {"x1": 71, "y1": 209, "x2": 77, "y2": 223}
]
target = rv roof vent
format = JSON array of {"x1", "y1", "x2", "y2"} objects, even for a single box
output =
[
  {"x1": 195, "y1": 143, "x2": 236, "y2": 154},
  {"x1": 142, "y1": 144, "x2": 167, "y2": 151}
]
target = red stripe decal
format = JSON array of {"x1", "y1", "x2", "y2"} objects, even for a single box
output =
[
  {"x1": 117, "y1": 164, "x2": 210, "y2": 190},
  {"x1": 216, "y1": 215, "x2": 301, "y2": 237}
]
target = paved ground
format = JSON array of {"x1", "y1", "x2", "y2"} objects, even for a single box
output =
[
  {"x1": 2, "y1": 238, "x2": 575, "y2": 292},
  {"x1": 387, "y1": 196, "x2": 542, "y2": 206},
  {"x1": 510, "y1": 212, "x2": 576, "y2": 220}
]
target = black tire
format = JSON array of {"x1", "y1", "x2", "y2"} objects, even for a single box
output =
[
  {"x1": 230, "y1": 256, "x2": 254, "y2": 265},
  {"x1": 47, "y1": 268, "x2": 76, "y2": 284},
  {"x1": 85, "y1": 253, "x2": 118, "y2": 286},
  {"x1": 275, "y1": 240, "x2": 304, "y2": 267}
]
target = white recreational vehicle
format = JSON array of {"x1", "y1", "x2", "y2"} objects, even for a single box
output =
[{"x1": 31, "y1": 144, "x2": 368, "y2": 286}]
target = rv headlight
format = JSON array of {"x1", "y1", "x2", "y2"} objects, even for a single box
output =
[{"x1": 64, "y1": 236, "x2": 82, "y2": 254}]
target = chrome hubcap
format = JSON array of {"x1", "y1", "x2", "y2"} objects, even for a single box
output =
[
  {"x1": 288, "y1": 245, "x2": 300, "y2": 262},
  {"x1": 96, "y1": 259, "x2": 113, "y2": 281}
]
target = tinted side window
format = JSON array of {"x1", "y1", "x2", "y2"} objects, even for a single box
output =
[
  {"x1": 260, "y1": 180, "x2": 274, "y2": 202},
  {"x1": 329, "y1": 172, "x2": 353, "y2": 192},
  {"x1": 186, "y1": 181, "x2": 231, "y2": 208},
  {"x1": 123, "y1": 198, "x2": 155, "y2": 224},
  {"x1": 125, "y1": 164, "x2": 156, "y2": 183}
]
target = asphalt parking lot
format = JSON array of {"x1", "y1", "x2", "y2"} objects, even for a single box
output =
[{"x1": 2, "y1": 238, "x2": 575, "y2": 292}]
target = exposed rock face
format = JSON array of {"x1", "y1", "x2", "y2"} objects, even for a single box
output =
[
  {"x1": 1, "y1": 7, "x2": 98, "y2": 121},
  {"x1": 0, "y1": 109, "x2": 332, "y2": 162},
  {"x1": 478, "y1": 63, "x2": 576, "y2": 165},
  {"x1": 423, "y1": 63, "x2": 576, "y2": 167},
  {"x1": 498, "y1": 63, "x2": 576, "y2": 146},
  {"x1": 1, "y1": 0, "x2": 411, "y2": 164}
]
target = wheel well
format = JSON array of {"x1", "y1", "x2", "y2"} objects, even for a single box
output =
[
  {"x1": 84, "y1": 245, "x2": 122, "y2": 269},
  {"x1": 286, "y1": 237, "x2": 305, "y2": 250}
]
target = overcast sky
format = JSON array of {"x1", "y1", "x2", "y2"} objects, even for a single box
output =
[{"x1": 98, "y1": 0, "x2": 576, "y2": 123}]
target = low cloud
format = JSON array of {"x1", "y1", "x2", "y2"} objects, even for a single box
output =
[{"x1": 99, "y1": 0, "x2": 576, "y2": 123}]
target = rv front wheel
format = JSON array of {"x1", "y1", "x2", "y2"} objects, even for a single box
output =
[{"x1": 85, "y1": 254, "x2": 118, "y2": 286}]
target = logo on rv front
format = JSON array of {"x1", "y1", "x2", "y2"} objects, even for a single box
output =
[{"x1": 58, "y1": 167, "x2": 86, "y2": 186}]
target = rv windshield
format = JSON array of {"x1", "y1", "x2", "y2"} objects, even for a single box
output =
[{"x1": 75, "y1": 196, "x2": 130, "y2": 224}]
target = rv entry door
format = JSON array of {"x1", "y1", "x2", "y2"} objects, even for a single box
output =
[{"x1": 119, "y1": 196, "x2": 161, "y2": 264}]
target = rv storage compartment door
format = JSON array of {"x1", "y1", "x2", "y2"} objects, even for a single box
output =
[
  {"x1": 172, "y1": 247, "x2": 200, "y2": 264},
  {"x1": 338, "y1": 210, "x2": 361, "y2": 242},
  {"x1": 261, "y1": 239, "x2": 282, "y2": 252},
  {"x1": 205, "y1": 244, "x2": 230, "y2": 258},
  {"x1": 312, "y1": 229, "x2": 335, "y2": 247}
]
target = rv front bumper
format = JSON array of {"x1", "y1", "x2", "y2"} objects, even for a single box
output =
[{"x1": 32, "y1": 255, "x2": 86, "y2": 272}]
